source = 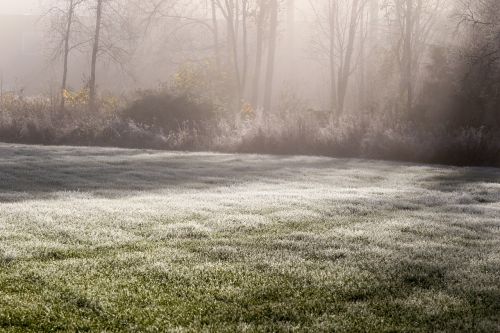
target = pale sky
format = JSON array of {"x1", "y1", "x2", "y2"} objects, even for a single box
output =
[
  {"x1": 0, "y1": 0, "x2": 40, "y2": 14},
  {"x1": 0, "y1": 0, "x2": 312, "y2": 17}
]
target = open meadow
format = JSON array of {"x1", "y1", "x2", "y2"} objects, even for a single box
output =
[{"x1": 0, "y1": 143, "x2": 499, "y2": 332}]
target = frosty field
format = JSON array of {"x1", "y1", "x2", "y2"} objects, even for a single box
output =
[{"x1": 0, "y1": 143, "x2": 499, "y2": 332}]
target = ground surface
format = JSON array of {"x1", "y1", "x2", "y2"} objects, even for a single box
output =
[{"x1": 0, "y1": 143, "x2": 499, "y2": 332}]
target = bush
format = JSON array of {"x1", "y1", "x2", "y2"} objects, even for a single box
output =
[
  {"x1": 120, "y1": 91, "x2": 216, "y2": 133},
  {"x1": 0, "y1": 90, "x2": 498, "y2": 168}
]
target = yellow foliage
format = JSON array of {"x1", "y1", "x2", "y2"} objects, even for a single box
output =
[
  {"x1": 0, "y1": 92, "x2": 19, "y2": 107},
  {"x1": 241, "y1": 102, "x2": 255, "y2": 119},
  {"x1": 174, "y1": 64, "x2": 200, "y2": 93},
  {"x1": 63, "y1": 88, "x2": 89, "y2": 106},
  {"x1": 172, "y1": 61, "x2": 233, "y2": 108},
  {"x1": 101, "y1": 95, "x2": 119, "y2": 112}
]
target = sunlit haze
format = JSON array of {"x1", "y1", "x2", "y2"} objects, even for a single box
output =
[
  {"x1": 0, "y1": 1, "x2": 499, "y2": 330},
  {"x1": 0, "y1": 0, "x2": 40, "y2": 14}
]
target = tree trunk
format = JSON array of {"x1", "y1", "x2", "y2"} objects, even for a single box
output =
[
  {"x1": 89, "y1": 0, "x2": 103, "y2": 111},
  {"x1": 241, "y1": 0, "x2": 249, "y2": 97},
  {"x1": 263, "y1": 0, "x2": 278, "y2": 113},
  {"x1": 60, "y1": 0, "x2": 75, "y2": 112},
  {"x1": 404, "y1": 0, "x2": 413, "y2": 111},
  {"x1": 329, "y1": 0, "x2": 337, "y2": 116},
  {"x1": 359, "y1": 7, "x2": 367, "y2": 111},
  {"x1": 286, "y1": 0, "x2": 296, "y2": 84},
  {"x1": 366, "y1": 0, "x2": 379, "y2": 110},
  {"x1": 251, "y1": 0, "x2": 265, "y2": 107},
  {"x1": 226, "y1": 6, "x2": 242, "y2": 111},
  {"x1": 211, "y1": 0, "x2": 221, "y2": 70},
  {"x1": 337, "y1": 0, "x2": 360, "y2": 116}
]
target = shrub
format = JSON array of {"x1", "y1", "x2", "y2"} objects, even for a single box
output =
[
  {"x1": 120, "y1": 91, "x2": 216, "y2": 133},
  {"x1": 0, "y1": 90, "x2": 498, "y2": 168}
]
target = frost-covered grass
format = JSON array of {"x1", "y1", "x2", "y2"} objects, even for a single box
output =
[{"x1": 0, "y1": 143, "x2": 499, "y2": 332}]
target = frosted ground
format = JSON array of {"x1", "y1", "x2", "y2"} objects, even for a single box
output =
[{"x1": 0, "y1": 143, "x2": 499, "y2": 332}]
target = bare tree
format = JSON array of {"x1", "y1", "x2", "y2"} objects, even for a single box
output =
[
  {"x1": 42, "y1": 0, "x2": 89, "y2": 110},
  {"x1": 61, "y1": 0, "x2": 76, "y2": 111},
  {"x1": 83, "y1": 0, "x2": 142, "y2": 110},
  {"x1": 402, "y1": 0, "x2": 414, "y2": 111},
  {"x1": 384, "y1": 0, "x2": 445, "y2": 111},
  {"x1": 241, "y1": 0, "x2": 250, "y2": 95},
  {"x1": 215, "y1": 0, "x2": 243, "y2": 109},
  {"x1": 60, "y1": 0, "x2": 86, "y2": 111},
  {"x1": 285, "y1": 0, "x2": 296, "y2": 84},
  {"x1": 327, "y1": 0, "x2": 338, "y2": 115},
  {"x1": 251, "y1": 0, "x2": 267, "y2": 107},
  {"x1": 366, "y1": 0, "x2": 380, "y2": 110},
  {"x1": 263, "y1": 0, "x2": 278, "y2": 113},
  {"x1": 337, "y1": 0, "x2": 368, "y2": 115},
  {"x1": 210, "y1": 0, "x2": 222, "y2": 69},
  {"x1": 89, "y1": 0, "x2": 103, "y2": 111},
  {"x1": 309, "y1": 0, "x2": 368, "y2": 116}
]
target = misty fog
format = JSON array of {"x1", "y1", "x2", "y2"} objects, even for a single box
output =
[
  {"x1": 0, "y1": 0, "x2": 499, "y2": 163},
  {"x1": 0, "y1": 1, "x2": 500, "y2": 331}
]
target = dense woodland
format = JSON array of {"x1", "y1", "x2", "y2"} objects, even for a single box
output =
[{"x1": 0, "y1": 0, "x2": 499, "y2": 166}]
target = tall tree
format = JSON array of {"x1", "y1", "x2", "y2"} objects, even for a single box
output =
[
  {"x1": 89, "y1": 0, "x2": 103, "y2": 111},
  {"x1": 251, "y1": 0, "x2": 266, "y2": 107},
  {"x1": 328, "y1": 0, "x2": 337, "y2": 115},
  {"x1": 385, "y1": 0, "x2": 444, "y2": 111},
  {"x1": 216, "y1": 0, "x2": 243, "y2": 110},
  {"x1": 402, "y1": 0, "x2": 413, "y2": 111},
  {"x1": 263, "y1": 0, "x2": 278, "y2": 113},
  {"x1": 337, "y1": 0, "x2": 364, "y2": 116},
  {"x1": 286, "y1": 0, "x2": 296, "y2": 84},
  {"x1": 60, "y1": 0, "x2": 78, "y2": 111},
  {"x1": 43, "y1": 0, "x2": 87, "y2": 111},
  {"x1": 309, "y1": 0, "x2": 369, "y2": 116},
  {"x1": 241, "y1": 0, "x2": 250, "y2": 95},
  {"x1": 210, "y1": 0, "x2": 221, "y2": 70},
  {"x1": 366, "y1": 0, "x2": 380, "y2": 110}
]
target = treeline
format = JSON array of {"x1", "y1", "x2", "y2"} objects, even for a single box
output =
[
  {"x1": 0, "y1": 88, "x2": 498, "y2": 167},
  {"x1": 0, "y1": 0, "x2": 498, "y2": 167}
]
